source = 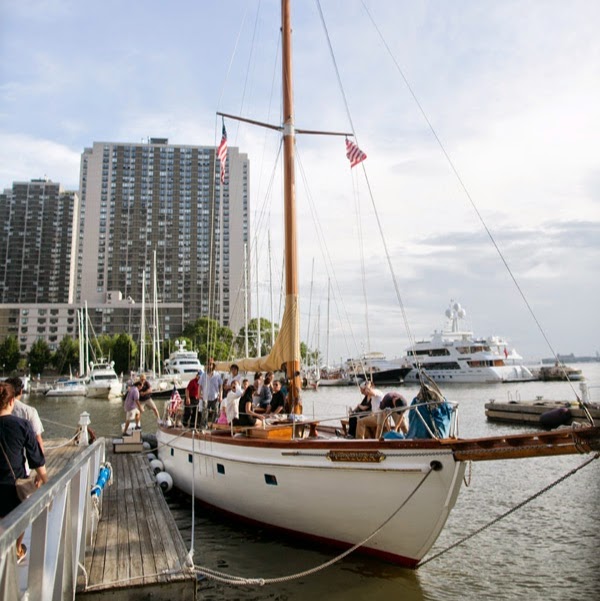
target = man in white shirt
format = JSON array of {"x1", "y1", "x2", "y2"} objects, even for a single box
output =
[
  {"x1": 200, "y1": 360, "x2": 223, "y2": 427},
  {"x1": 225, "y1": 379, "x2": 242, "y2": 424}
]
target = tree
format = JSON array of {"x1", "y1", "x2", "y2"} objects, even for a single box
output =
[
  {"x1": 112, "y1": 333, "x2": 137, "y2": 375},
  {"x1": 0, "y1": 335, "x2": 21, "y2": 374},
  {"x1": 182, "y1": 317, "x2": 235, "y2": 364},
  {"x1": 235, "y1": 317, "x2": 279, "y2": 357},
  {"x1": 28, "y1": 339, "x2": 53, "y2": 375},
  {"x1": 51, "y1": 336, "x2": 79, "y2": 375}
]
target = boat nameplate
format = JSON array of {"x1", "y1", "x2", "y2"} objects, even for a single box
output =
[{"x1": 326, "y1": 450, "x2": 386, "y2": 463}]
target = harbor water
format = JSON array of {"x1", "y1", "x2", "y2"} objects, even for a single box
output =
[{"x1": 25, "y1": 364, "x2": 600, "y2": 600}]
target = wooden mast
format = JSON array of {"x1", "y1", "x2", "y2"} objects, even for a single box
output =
[{"x1": 281, "y1": 0, "x2": 302, "y2": 410}]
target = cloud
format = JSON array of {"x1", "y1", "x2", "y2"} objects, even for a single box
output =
[{"x1": 0, "y1": 133, "x2": 81, "y2": 190}]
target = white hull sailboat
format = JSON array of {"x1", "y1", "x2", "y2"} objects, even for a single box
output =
[{"x1": 157, "y1": 0, "x2": 599, "y2": 568}]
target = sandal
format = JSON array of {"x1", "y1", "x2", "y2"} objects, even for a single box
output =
[{"x1": 17, "y1": 543, "x2": 27, "y2": 565}]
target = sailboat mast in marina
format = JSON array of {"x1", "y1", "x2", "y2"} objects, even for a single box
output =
[{"x1": 156, "y1": 0, "x2": 600, "y2": 568}]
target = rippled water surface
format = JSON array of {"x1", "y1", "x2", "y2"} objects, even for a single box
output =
[{"x1": 27, "y1": 364, "x2": 600, "y2": 600}]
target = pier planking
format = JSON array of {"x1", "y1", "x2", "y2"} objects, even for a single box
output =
[{"x1": 74, "y1": 443, "x2": 196, "y2": 600}]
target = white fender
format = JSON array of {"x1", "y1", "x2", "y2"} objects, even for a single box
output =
[
  {"x1": 147, "y1": 453, "x2": 157, "y2": 462},
  {"x1": 142, "y1": 441, "x2": 151, "y2": 450},
  {"x1": 156, "y1": 471, "x2": 173, "y2": 492},
  {"x1": 150, "y1": 459, "x2": 164, "y2": 475}
]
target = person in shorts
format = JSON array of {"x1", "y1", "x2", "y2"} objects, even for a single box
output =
[
  {"x1": 123, "y1": 381, "x2": 142, "y2": 435},
  {"x1": 139, "y1": 374, "x2": 160, "y2": 422}
]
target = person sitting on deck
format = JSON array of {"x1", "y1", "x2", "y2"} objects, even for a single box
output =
[
  {"x1": 378, "y1": 392, "x2": 409, "y2": 438},
  {"x1": 255, "y1": 373, "x2": 273, "y2": 413},
  {"x1": 267, "y1": 380, "x2": 285, "y2": 415},
  {"x1": 233, "y1": 385, "x2": 264, "y2": 428},
  {"x1": 406, "y1": 380, "x2": 453, "y2": 439},
  {"x1": 355, "y1": 383, "x2": 384, "y2": 439},
  {"x1": 346, "y1": 381, "x2": 372, "y2": 438}
]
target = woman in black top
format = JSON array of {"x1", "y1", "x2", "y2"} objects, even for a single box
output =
[
  {"x1": 234, "y1": 385, "x2": 263, "y2": 427},
  {"x1": 0, "y1": 381, "x2": 48, "y2": 563}
]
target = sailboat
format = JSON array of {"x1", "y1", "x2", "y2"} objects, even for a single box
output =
[{"x1": 157, "y1": 1, "x2": 600, "y2": 568}]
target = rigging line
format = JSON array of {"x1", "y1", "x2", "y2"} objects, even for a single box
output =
[
  {"x1": 193, "y1": 466, "x2": 435, "y2": 586},
  {"x1": 294, "y1": 149, "x2": 368, "y2": 390},
  {"x1": 360, "y1": 1, "x2": 587, "y2": 405},
  {"x1": 316, "y1": 0, "x2": 416, "y2": 378},
  {"x1": 418, "y1": 451, "x2": 600, "y2": 567},
  {"x1": 207, "y1": 3, "x2": 253, "y2": 359}
]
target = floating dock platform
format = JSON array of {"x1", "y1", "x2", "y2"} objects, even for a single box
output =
[
  {"x1": 485, "y1": 399, "x2": 600, "y2": 427},
  {"x1": 77, "y1": 442, "x2": 196, "y2": 600}
]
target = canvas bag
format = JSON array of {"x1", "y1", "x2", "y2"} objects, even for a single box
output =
[{"x1": 0, "y1": 440, "x2": 39, "y2": 501}]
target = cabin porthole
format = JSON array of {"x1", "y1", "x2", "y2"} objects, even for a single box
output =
[
  {"x1": 188, "y1": 454, "x2": 193, "y2": 463},
  {"x1": 170, "y1": 448, "x2": 174, "y2": 456},
  {"x1": 264, "y1": 474, "x2": 278, "y2": 486},
  {"x1": 217, "y1": 463, "x2": 225, "y2": 475}
]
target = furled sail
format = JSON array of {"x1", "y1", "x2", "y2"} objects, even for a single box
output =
[{"x1": 215, "y1": 293, "x2": 300, "y2": 373}]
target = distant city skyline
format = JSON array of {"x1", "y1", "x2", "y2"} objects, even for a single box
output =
[{"x1": 1, "y1": 1, "x2": 598, "y2": 362}]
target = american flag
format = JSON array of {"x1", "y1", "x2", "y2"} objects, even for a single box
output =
[
  {"x1": 217, "y1": 122, "x2": 228, "y2": 183},
  {"x1": 168, "y1": 385, "x2": 182, "y2": 416},
  {"x1": 345, "y1": 137, "x2": 367, "y2": 168}
]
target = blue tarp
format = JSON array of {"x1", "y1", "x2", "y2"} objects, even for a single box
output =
[{"x1": 406, "y1": 397, "x2": 453, "y2": 439}]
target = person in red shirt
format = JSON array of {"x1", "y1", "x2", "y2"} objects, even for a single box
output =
[{"x1": 184, "y1": 372, "x2": 202, "y2": 428}]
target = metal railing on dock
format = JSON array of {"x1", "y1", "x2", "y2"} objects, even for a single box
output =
[{"x1": 0, "y1": 439, "x2": 105, "y2": 601}]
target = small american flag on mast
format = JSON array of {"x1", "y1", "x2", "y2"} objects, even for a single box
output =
[
  {"x1": 217, "y1": 121, "x2": 228, "y2": 183},
  {"x1": 345, "y1": 137, "x2": 367, "y2": 168}
]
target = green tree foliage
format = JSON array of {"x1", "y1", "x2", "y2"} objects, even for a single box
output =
[
  {"x1": 0, "y1": 335, "x2": 21, "y2": 373},
  {"x1": 94, "y1": 334, "x2": 114, "y2": 361},
  {"x1": 182, "y1": 317, "x2": 235, "y2": 364},
  {"x1": 28, "y1": 339, "x2": 53, "y2": 375},
  {"x1": 112, "y1": 333, "x2": 137, "y2": 375},
  {"x1": 51, "y1": 336, "x2": 79, "y2": 375},
  {"x1": 235, "y1": 317, "x2": 279, "y2": 357}
]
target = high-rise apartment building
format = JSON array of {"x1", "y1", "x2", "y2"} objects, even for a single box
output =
[
  {"x1": 77, "y1": 139, "x2": 250, "y2": 333},
  {"x1": 0, "y1": 179, "x2": 78, "y2": 304}
]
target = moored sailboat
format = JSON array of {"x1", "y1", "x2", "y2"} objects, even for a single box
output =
[{"x1": 157, "y1": 0, "x2": 600, "y2": 568}]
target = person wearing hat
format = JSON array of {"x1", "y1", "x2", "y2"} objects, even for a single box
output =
[{"x1": 138, "y1": 374, "x2": 160, "y2": 422}]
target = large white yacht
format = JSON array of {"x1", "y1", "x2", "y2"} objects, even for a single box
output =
[
  {"x1": 85, "y1": 360, "x2": 122, "y2": 399},
  {"x1": 163, "y1": 340, "x2": 204, "y2": 383},
  {"x1": 404, "y1": 302, "x2": 534, "y2": 383}
]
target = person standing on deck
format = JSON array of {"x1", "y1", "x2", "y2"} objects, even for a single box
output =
[
  {"x1": 184, "y1": 372, "x2": 202, "y2": 428},
  {"x1": 200, "y1": 360, "x2": 222, "y2": 427},
  {"x1": 138, "y1": 374, "x2": 160, "y2": 422},
  {"x1": 122, "y1": 381, "x2": 142, "y2": 435},
  {"x1": 225, "y1": 379, "x2": 242, "y2": 424},
  {"x1": 223, "y1": 364, "x2": 243, "y2": 394}
]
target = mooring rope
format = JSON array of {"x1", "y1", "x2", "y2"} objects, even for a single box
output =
[
  {"x1": 418, "y1": 451, "x2": 600, "y2": 566},
  {"x1": 191, "y1": 466, "x2": 435, "y2": 586}
]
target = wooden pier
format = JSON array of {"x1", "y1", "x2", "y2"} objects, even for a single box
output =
[
  {"x1": 77, "y1": 442, "x2": 196, "y2": 600},
  {"x1": 1, "y1": 434, "x2": 196, "y2": 601}
]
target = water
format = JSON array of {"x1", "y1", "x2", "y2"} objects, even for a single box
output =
[{"x1": 26, "y1": 364, "x2": 600, "y2": 600}]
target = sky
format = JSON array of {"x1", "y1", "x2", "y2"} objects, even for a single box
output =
[{"x1": 1, "y1": 0, "x2": 599, "y2": 363}]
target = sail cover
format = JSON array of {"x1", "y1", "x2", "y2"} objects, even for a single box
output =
[{"x1": 215, "y1": 293, "x2": 300, "y2": 373}]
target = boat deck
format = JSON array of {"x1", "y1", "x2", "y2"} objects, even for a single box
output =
[{"x1": 43, "y1": 441, "x2": 196, "y2": 600}]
